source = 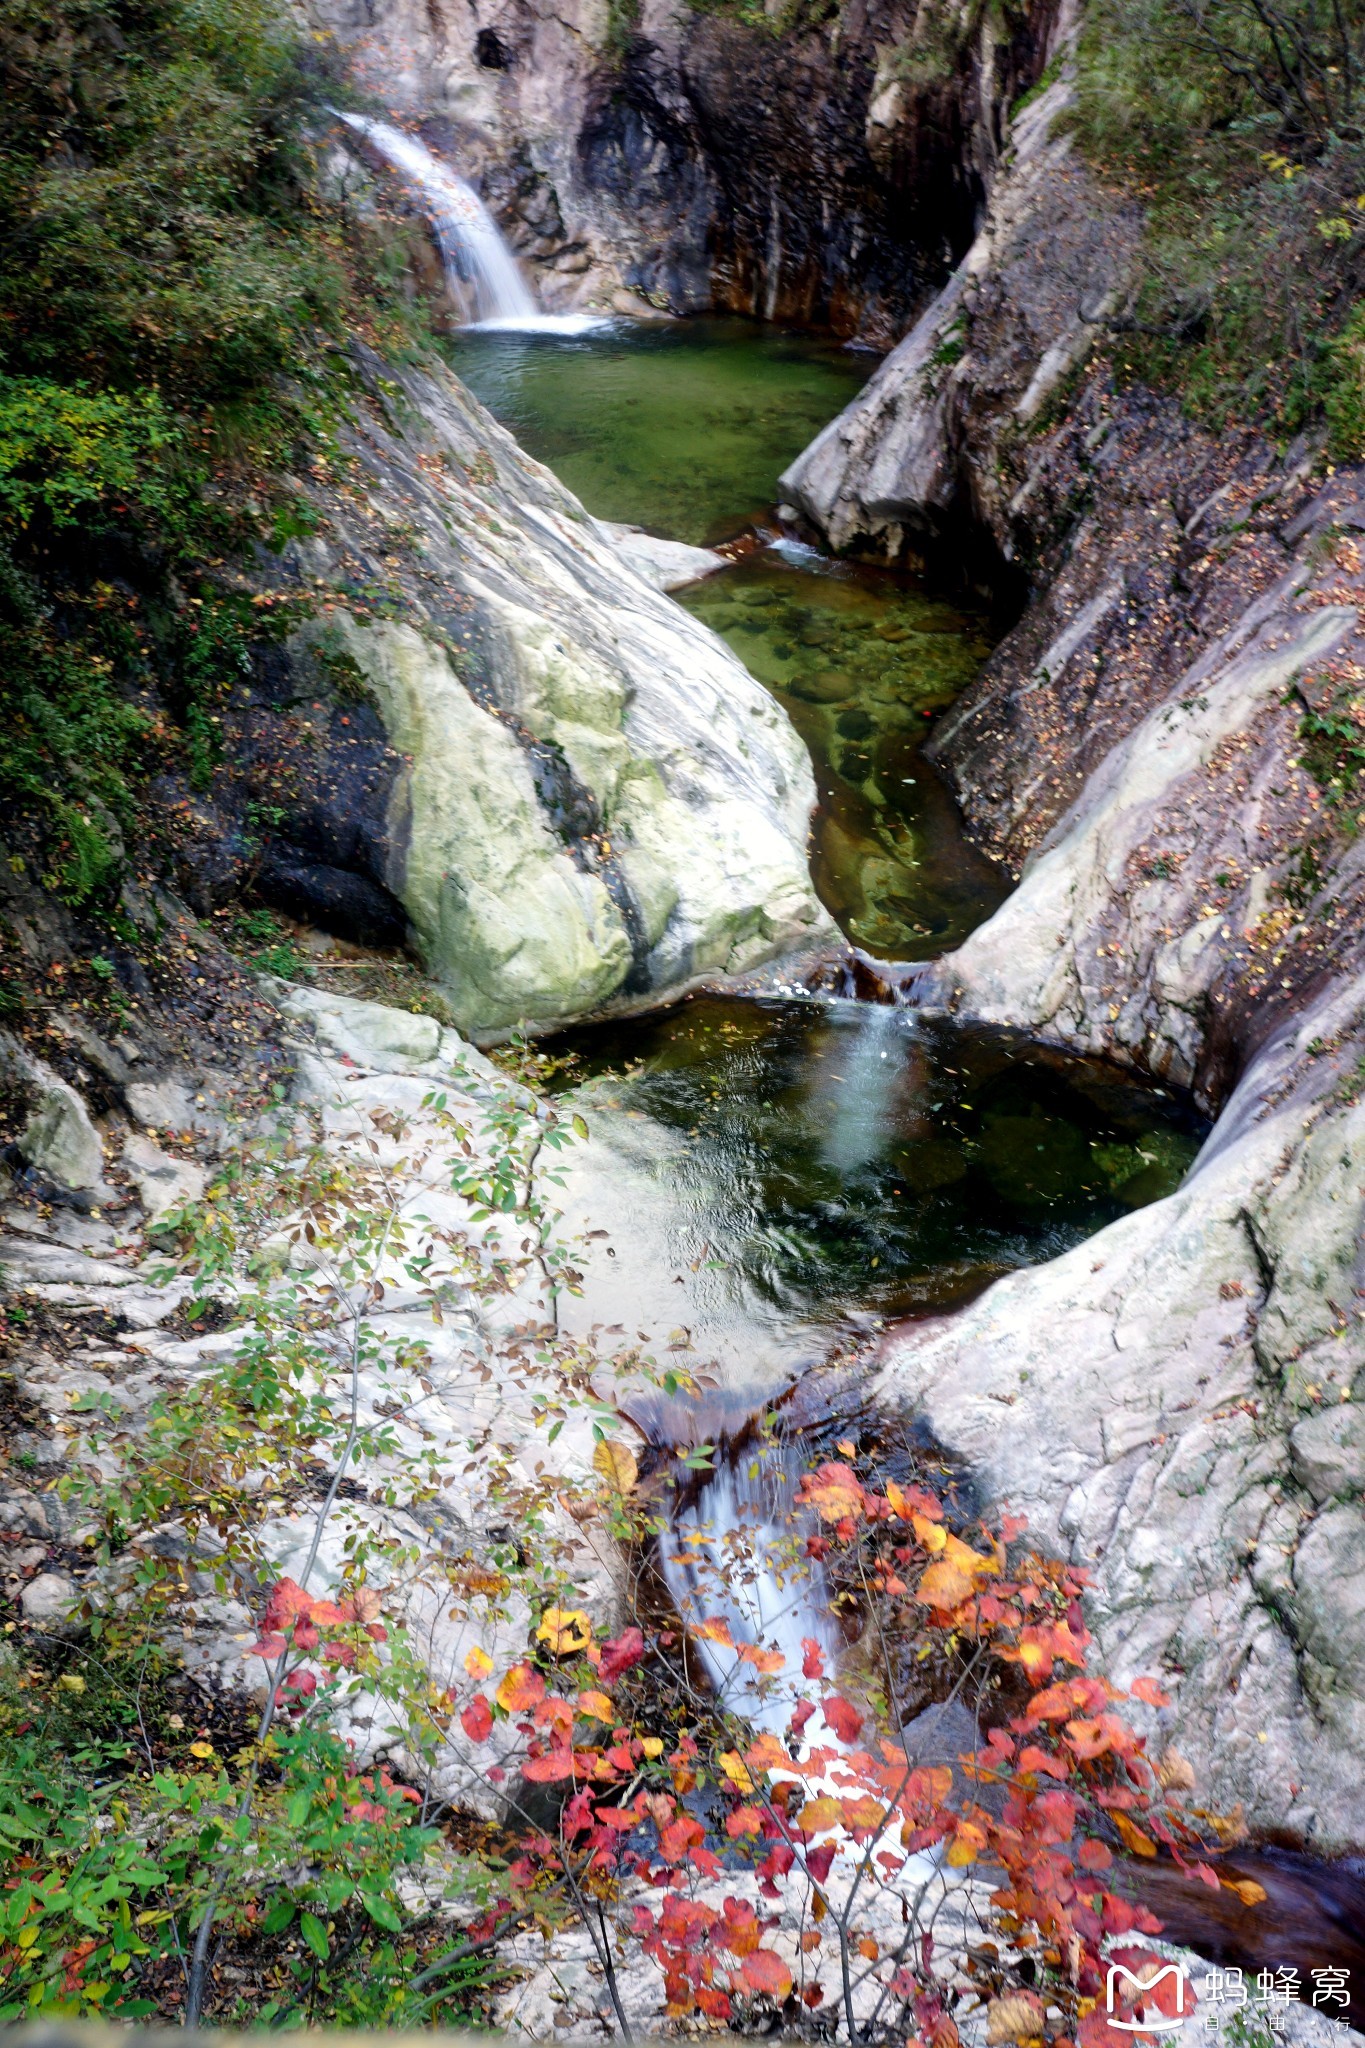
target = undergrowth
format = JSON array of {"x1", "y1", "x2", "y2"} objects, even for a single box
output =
[
  {"x1": 0, "y1": 0, "x2": 431, "y2": 907},
  {"x1": 1073, "y1": 0, "x2": 1365, "y2": 451}
]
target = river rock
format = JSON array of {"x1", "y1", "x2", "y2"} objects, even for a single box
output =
[
  {"x1": 0, "y1": 1032, "x2": 112, "y2": 1198},
  {"x1": 269, "y1": 352, "x2": 832, "y2": 1038},
  {"x1": 20, "y1": 1570, "x2": 81, "y2": 1630},
  {"x1": 594, "y1": 520, "x2": 727, "y2": 592},
  {"x1": 122, "y1": 1131, "x2": 208, "y2": 1223}
]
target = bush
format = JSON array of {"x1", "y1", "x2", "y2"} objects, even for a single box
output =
[
  {"x1": 0, "y1": 0, "x2": 426, "y2": 901},
  {"x1": 1073, "y1": 0, "x2": 1365, "y2": 446}
]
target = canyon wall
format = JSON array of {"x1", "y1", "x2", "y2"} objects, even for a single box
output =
[
  {"x1": 783, "y1": 56, "x2": 1365, "y2": 1846},
  {"x1": 308, "y1": 0, "x2": 1058, "y2": 343}
]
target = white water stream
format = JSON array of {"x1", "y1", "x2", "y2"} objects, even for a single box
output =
[{"x1": 337, "y1": 113, "x2": 608, "y2": 334}]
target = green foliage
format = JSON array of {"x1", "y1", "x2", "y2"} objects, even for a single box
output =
[
  {"x1": 1073, "y1": 0, "x2": 1365, "y2": 441},
  {"x1": 0, "y1": 1652, "x2": 445, "y2": 2024},
  {"x1": 0, "y1": 0, "x2": 428, "y2": 900}
]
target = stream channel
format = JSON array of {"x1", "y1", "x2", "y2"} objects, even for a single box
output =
[
  {"x1": 449, "y1": 316, "x2": 1365, "y2": 1992},
  {"x1": 451, "y1": 319, "x2": 1205, "y2": 1344}
]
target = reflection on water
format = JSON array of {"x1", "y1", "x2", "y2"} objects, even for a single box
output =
[
  {"x1": 445, "y1": 318, "x2": 870, "y2": 544},
  {"x1": 551, "y1": 995, "x2": 1206, "y2": 1334},
  {"x1": 680, "y1": 545, "x2": 1006, "y2": 958}
]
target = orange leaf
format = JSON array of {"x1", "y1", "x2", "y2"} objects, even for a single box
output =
[
  {"x1": 739, "y1": 1949, "x2": 793, "y2": 1999},
  {"x1": 496, "y1": 1663, "x2": 547, "y2": 1713},
  {"x1": 917, "y1": 1559, "x2": 975, "y2": 1610},
  {"x1": 737, "y1": 1643, "x2": 786, "y2": 1674},
  {"x1": 803, "y1": 1462, "x2": 865, "y2": 1524},
  {"x1": 1223, "y1": 1877, "x2": 1268, "y2": 1907},
  {"x1": 578, "y1": 1689, "x2": 616, "y2": 1722},
  {"x1": 797, "y1": 1796, "x2": 842, "y2": 1833},
  {"x1": 1113, "y1": 1813, "x2": 1158, "y2": 1858}
]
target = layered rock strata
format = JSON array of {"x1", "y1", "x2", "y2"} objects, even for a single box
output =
[{"x1": 783, "y1": 52, "x2": 1365, "y2": 1847}]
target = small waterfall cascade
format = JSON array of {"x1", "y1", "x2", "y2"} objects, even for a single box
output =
[
  {"x1": 336, "y1": 114, "x2": 606, "y2": 334},
  {"x1": 816, "y1": 999, "x2": 908, "y2": 1178},
  {"x1": 656, "y1": 1433, "x2": 842, "y2": 1739}
]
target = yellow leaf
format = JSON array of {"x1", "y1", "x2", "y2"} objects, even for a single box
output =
[
  {"x1": 1113, "y1": 1812, "x2": 1157, "y2": 1858},
  {"x1": 1224, "y1": 1877, "x2": 1268, "y2": 1907},
  {"x1": 719, "y1": 1749, "x2": 755, "y2": 1793},
  {"x1": 593, "y1": 1438, "x2": 639, "y2": 1494},
  {"x1": 16, "y1": 1927, "x2": 39, "y2": 1950},
  {"x1": 464, "y1": 1644, "x2": 494, "y2": 1680},
  {"x1": 797, "y1": 1796, "x2": 842, "y2": 1833},
  {"x1": 578, "y1": 1688, "x2": 616, "y2": 1722},
  {"x1": 57, "y1": 1673, "x2": 86, "y2": 1695},
  {"x1": 189, "y1": 1741, "x2": 215, "y2": 1759},
  {"x1": 946, "y1": 1820, "x2": 987, "y2": 1867},
  {"x1": 640, "y1": 1736, "x2": 664, "y2": 1759},
  {"x1": 536, "y1": 1606, "x2": 593, "y2": 1655}
]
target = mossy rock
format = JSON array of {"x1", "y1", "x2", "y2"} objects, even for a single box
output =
[
  {"x1": 836, "y1": 708, "x2": 876, "y2": 739},
  {"x1": 787, "y1": 671, "x2": 853, "y2": 703}
]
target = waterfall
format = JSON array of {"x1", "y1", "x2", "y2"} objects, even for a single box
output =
[
  {"x1": 656, "y1": 1434, "x2": 842, "y2": 1739},
  {"x1": 336, "y1": 114, "x2": 607, "y2": 334}
]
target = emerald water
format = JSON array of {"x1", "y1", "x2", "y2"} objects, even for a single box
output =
[
  {"x1": 448, "y1": 318, "x2": 869, "y2": 544},
  {"x1": 551, "y1": 997, "x2": 1202, "y2": 1331},
  {"x1": 455, "y1": 318, "x2": 1202, "y2": 1335}
]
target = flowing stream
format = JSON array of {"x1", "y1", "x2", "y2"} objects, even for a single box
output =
[
  {"x1": 447, "y1": 297, "x2": 1364, "y2": 1988},
  {"x1": 435, "y1": 207, "x2": 1365, "y2": 1998},
  {"x1": 449, "y1": 316, "x2": 1203, "y2": 1691}
]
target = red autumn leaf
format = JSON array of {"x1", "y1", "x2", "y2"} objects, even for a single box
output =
[
  {"x1": 726, "y1": 1805, "x2": 763, "y2": 1838},
  {"x1": 822, "y1": 1694, "x2": 863, "y2": 1743},
  {"x1": 1077, "y1": 1838, "x2": 1114, "y2": 1872},
  {"x1": 697, "y1": 1987, "x2": 732, "y2": 2020},
  {"x1": 1129, "y1": 1675, "x2": 1172, "y2": 1708},
  {"x1": 522, "y1": 1744, "x2": 576, "y2": 1782},
  {"x1": 802, "y1": 1637, "x2": 825, "y2": 1679},
  {"x1": 740, "y1": 1948, "x2": 793, "y2": 1999},
  {"x1": 461, "y1": 1694, "x2": 493, "y2": 1742},
  {"x1": 805, "y1": 1843, "x2": 836, "y2": 1883},
  {"x1": 597, "y1": 1626, "x2": 646, "y2": 1683}
]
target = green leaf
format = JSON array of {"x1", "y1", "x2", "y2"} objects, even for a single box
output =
[
  {"x1": 299, "y1": 1910, "x2": 330, "y2": 1960},
  {"x1": 287, "y1": 1788, "x2": 311, "y2": 1828},
  {"x1": 361, "y1": 1891, "x2": 403, "y2": 1933},
  {"x1": 571, "y1": 1113, "x2": 589, "y2": 1142},
  {"x1": 262, "y1": 1896, "x2": 296, "y2": 1934}
]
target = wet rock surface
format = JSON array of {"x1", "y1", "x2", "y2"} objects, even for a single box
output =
[
  {"x1": 306, "y1": 0, "x2": 1057, "y2": 342},
  {"x1": 781, "y1": 42, "x2": 1365, "y2": 1851}
]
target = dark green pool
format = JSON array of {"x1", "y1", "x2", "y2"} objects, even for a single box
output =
[
  {"x1": 456, "y1": 316, "x2": 1203, "y2": 1333},
  {"x1": 448, "y1": 317, "x2": 869, "y2": 545},
  {"x1": 550, "y1": 996, "x2": 1203, "y2": 1330}
]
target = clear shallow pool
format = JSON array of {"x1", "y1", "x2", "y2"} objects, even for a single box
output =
[
  {"x1": 457, "y1": 317, "x2": 1203, "y2": 1332},
  {"x1": 446, "y1": 317, "x2": 870, "y2": 544},
  {"x1": 550, "y1": 996, "x2": 1204, "y2": 1332},
  {"x1": 680, "y1": 543, "x2": 1006, "y2": 958}
]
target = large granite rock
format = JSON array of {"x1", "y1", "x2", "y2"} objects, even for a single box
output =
[{"x1": 169, "y1": 351, "x2": 832, "y2": 1038}]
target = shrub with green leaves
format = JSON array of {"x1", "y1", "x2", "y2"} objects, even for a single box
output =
[
  {"x1": 0, "y1": 0, "x2": 425, "y2": 901},
  {"x1": 1073, "y1": 0, "x2": 1365, "y2": 449}
]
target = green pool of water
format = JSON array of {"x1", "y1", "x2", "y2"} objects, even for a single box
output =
[
  {"x1": 680, "y1": 545, "x2": 1007, "y2": 958},
  {"x1": 550, "y1": 996, "x2": 1205, "y2": 1330},
  {"x1": 446, "y1": 317, "x2": 869, "y2": 545},
  {"x1": 458, "y1": 315, "x2": 1202, "y2": 1334}
]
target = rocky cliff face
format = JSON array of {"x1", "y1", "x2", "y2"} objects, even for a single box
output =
[
  {"x1": 308, "y1": 0, "x2": 1057, "y2": 342},
  {"x1": 782, "y1": 53, "x2": 1365, "y2": 1847},
  {"x1": 168, "y1": 350, "x2": 830, "y2": 1039}
]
